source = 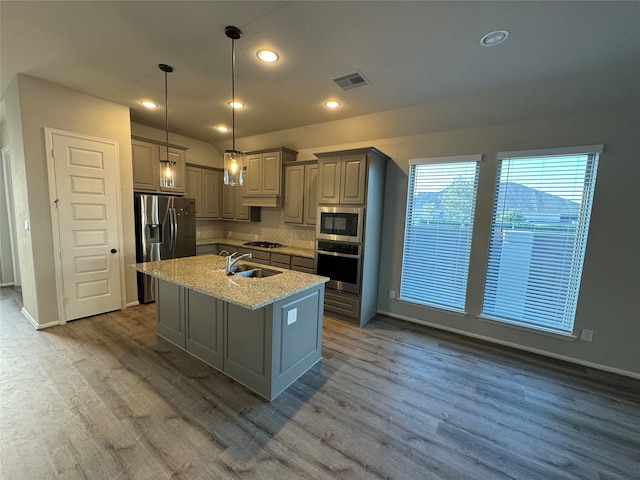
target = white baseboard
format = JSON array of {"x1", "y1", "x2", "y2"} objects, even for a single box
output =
[
  {"x1": 125, "y1": 300, "x2": 140, "y2": 308},
  {"x1": 377, "y1": 309, "x2": 640, "y2": 380},
  {"x1": 1, "y1": 282, "x2": 16, "y2": 287},
  {"x1": 21, "y1": 308, "x2": 59, "y2": 330}
]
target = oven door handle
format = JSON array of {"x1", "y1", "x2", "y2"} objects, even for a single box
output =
[{"x1": 316, "y1": 250, "x2": 361, "y2": 259}]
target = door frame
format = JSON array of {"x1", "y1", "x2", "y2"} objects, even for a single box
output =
[
  {"x1": 1, "y1": 146, "x2": 20, "y2": 286},
  {"x1": 44, "y1": 127, "x2": 126, "y2": 324}
]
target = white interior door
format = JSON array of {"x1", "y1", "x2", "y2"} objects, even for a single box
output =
[{"x1": 47, "y1": 129, "x2": 123, "y2": 322}]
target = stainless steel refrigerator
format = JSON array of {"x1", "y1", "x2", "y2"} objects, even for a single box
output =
[{"x1": 135, "y1": 194, "x2": 196, "y2": 303}]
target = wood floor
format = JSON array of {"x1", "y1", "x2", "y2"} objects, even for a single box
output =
[{"x1": 1, "y1": 286, "x2": 639, "y2": 480}]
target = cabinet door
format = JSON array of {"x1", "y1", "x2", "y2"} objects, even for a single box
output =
[
  {"x1": 202, "y1": 170, "x2": 221, "y2": 218},
  {"x1": 160, "y1": 147, "x2": 186, "y2": 194},
  {"x1": 246, "y1": 153, "x2": 263, "y2": 195},
  {"x1": 262, "y1": 151, "x2": 282, "y2": 195},
  {"x1": 304, "y1": 163, "x2": 318, "y2": 225},
  {"x1": 156, "y1": 279, "x2": 185, "y2": 348},
  {"x1": 283, "y1": 164, "x2": 304, "y2": 224},
  {"x1": 222, "y1": 184, "x2": 235, "y2": 219},
  {"x1": 234, "y1": 177, "x2": 249, "y2": 220},
  {"x1": 132, "y1": 140, "x2": 159, "y2": 191},
  {"x1": 186, "y1": 289, "x2": 223, "y2": 369},
  {"x1": 186, "y1": 166, "x2": 203, "y2": 216},
  {"x1": 317, "y1": 157, "x2": 341, "y2": 204},
  {"x1": 340, "y1": 154, "x2": 366, "y2": 204}
]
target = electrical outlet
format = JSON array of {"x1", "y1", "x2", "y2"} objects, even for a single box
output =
[
  {"x1": 581, "y1": 329, "x2": 594, "y2": 342},
  {"x1": 388, "y1": 290, "x2": 396, "y2": 299}
]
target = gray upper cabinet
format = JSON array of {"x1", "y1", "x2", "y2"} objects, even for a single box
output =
[
  {"x1": 317, "y1": 153, "x2": 366, "y2": 205},
  {"x1": 284, "y1": 161, "x2": 317, "y2": 225},
  {"x1": 243, "y1": 147, "x2": 297, "y2": 207},
  {"x1": 132, "y1": 136, "x2": 186, "y2": 194},
  {"x1": 186, "y1": 164, "x2": 221, "y2": 219},
  {"x1": 132, "y1": 139, "x2": 160, "y2": 191},
  {"x1": 304, "y1": 163, "x2": 318, "y2": 224},
  {"x1": 222, "y1": 169, "x2": 260, "y2": 222},
  {"x1": 202, "y1": 170, "x2": 221, "y2": 218}
]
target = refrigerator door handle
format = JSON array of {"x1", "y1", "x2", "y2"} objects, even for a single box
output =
[{"x1": 172, "y1": 208, "x2": 178, "y2": 252}]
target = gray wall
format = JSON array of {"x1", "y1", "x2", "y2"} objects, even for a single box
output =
[{"x1": 376, "y1": 108, "x2": 640, "y2": 377}]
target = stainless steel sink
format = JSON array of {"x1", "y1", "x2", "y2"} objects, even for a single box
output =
[{"x1": 234, "y1": 267, "x2": 282, "y2": 278}]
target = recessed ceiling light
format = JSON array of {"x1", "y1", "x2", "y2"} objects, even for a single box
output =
[
  {"x1": 325, "y1": 101, "x2": 340, "y2": 109},
  {"x1": 228, "y1": 101, "x2": 244, "y2": 109},
  {"x1": 480, "y1": 29, "x2": 509, "y2": 47},
  {"x1": 140, "y1": 100, "x2": 158, "y2": 109},
  {"x1": 257, "y1": 49, "x2": 279, "y2": 63},
  {"x1": 215, "y1": 125, "x2": 230, "y2": 132}
]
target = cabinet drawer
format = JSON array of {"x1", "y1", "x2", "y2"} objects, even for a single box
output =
[
  {"x1": 217, "y1": 244, "x2": 237, "y2": 255},
  {"x1": 196, "y1": 244, "x2": 217, "y2": 256},
  {"x1": 270, "y1": 253, "x2": 291, "y2": 268},
  {"x1": 324, "y1": 290, "x2": 360, "y2": 320},
  {"x1": 238, "y1": 247, "x2": 270, "y2": 264},
  {"x1": 291, "y1": 256, "x2": 314, "y2": 271}
]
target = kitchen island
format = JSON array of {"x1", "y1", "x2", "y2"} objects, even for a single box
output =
[{"x1": 132, "y1": 255, "x2": 329, "y2": 400}]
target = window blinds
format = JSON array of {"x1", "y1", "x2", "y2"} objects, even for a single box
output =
[
  {"x1": 400, "y1": 157, "x2": 480, "y2": 312},
  {"x1": 481, "y1": 147, "x2": 601, "y2": 333}
]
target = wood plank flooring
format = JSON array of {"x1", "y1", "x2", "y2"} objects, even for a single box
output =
[{"x1": 1, "y1": 286, "x2": 639, "y2": 479}]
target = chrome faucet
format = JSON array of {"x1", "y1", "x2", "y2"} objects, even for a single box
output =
[{"x1": 225, "y1": 252, "x2": 252, "y2": 275}]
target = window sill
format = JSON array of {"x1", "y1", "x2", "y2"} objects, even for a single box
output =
[
  {"x1": 397, "y1": 297, "x2": 469, "y2": 317},
  {"x1": 476, "y1": 315, "x2": 577, "y2": 341}
]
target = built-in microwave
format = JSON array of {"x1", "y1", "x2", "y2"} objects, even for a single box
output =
[{"x1": 316, "y1": 206, "x2": 364, "y2": 243}]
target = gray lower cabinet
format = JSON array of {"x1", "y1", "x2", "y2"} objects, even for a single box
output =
[
  {"x1": 155, "y1": 280, "x2": 324, "y2": 401},
  {"x1": 156, "y1": 279, "x2": 185, "y2": 348},
  {"x1": 323, "y1": 289, "x2": 361, "y2": 324},
  {"x1": 291, "y1": 255, "x2": 314, "y2": 273},
  {"x1": 196, "y1": 244, "x2": 216, "y2": 256},
  {"x1": 270, "y1": 252, "x2": 291, "y2": 269}
]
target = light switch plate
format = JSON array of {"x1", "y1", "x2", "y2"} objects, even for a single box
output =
[{"x1": 287, "y1": 308, "x2": 297, "y2": 325}]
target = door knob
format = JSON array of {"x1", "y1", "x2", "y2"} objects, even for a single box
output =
[{"x1": 110, "y1": 248, "x2": 117, "y2": 254}]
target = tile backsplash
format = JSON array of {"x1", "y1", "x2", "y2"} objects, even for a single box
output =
[{"x1": 196, "y1": 208, "x2": 316, "y2": 249}]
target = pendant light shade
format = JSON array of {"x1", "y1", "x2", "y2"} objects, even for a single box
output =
[
  {"x1": 224, "y1": 25, "x2": 244, "y2": 186},
  {"x1": 159, "y1": 63, "x2": 175, "y2": 188}
]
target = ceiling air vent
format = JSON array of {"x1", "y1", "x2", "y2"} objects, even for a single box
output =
[{"x1": 332, "y1": 71, "x2": 370, "y2": 90}]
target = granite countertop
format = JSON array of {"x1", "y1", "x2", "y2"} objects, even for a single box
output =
[
  {"x1": 132, "y1": 256, "x2": 328, "y2": 310},
  {"x1": 196, "y1": 237, "x2": 315, "y2": 259}
]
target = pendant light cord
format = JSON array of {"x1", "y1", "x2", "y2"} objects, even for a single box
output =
[
  {"x1": 231, "y1": 35, "x2": 236, "y2": 152},
  {"x1": 164, "y1": 68, "x2": 169, "y2": 162}
]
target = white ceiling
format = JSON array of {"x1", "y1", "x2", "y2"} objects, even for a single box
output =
[{"x1": 2, "y1": 1, "x2": 639, "y2": 144}]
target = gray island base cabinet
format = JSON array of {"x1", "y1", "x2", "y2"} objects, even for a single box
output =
[{"x1": 154, "y1": 278, "x2": 324, "y2": 401}]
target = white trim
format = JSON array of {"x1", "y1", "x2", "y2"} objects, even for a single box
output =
[
  {"x1": 125, "y1": 300, "x2": 139, "y2": 308},
  {"x1": 497, "y1": 144, "x2": 604, "y2": 160},
  {"x1": 377, "y1": 309, "x2": 640, "y2": 380},
  {"x1": 0, "y1": 282, "x2": 15, "y2": 287},
  {"x1": 409, "y1": 154, "x2": 483, "y2": 166},
  {"x1": 21, "y1": 307, "x2": 59, "y2": 330},
  {"x1": 2, "y1": 146, "x2": 20, "y2": 286},
  {"x1": 44, "y1": 128, "x2": 125, "y2": 324}
]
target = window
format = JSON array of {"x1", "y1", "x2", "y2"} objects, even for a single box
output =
[
  {"x1": 481, "y1": 145, "x2": 602, "y2": 334},
  {"x1": 400, "y1": 155, "x2": 481, "y2": 312}
]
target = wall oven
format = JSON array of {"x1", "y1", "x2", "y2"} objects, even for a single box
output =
[
  {"x1": 315, "y1": 240, "x2": 361, "y2": 294},
  {"x1": 316, "y1": 206, "x2": 364, "y2": 243}
]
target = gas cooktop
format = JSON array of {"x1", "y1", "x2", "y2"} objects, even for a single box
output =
[{"x1": 243, "y1": 241, "x2": 284, "y2": 249}]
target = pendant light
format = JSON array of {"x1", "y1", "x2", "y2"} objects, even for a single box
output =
[
  {"x1": 223, "y1": 25, "x2": 244, "y2": 186},
  {"x1": 159, "y1": 63, "x2": 175, "y2": 188}
]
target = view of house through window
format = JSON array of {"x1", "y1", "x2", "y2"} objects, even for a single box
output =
[
  {"x1": 480, "y1": 146, "x2": 602, "y2": 334},
  {"x1": 400, "y1": 156, "x2": 481, "y2": 312}
]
